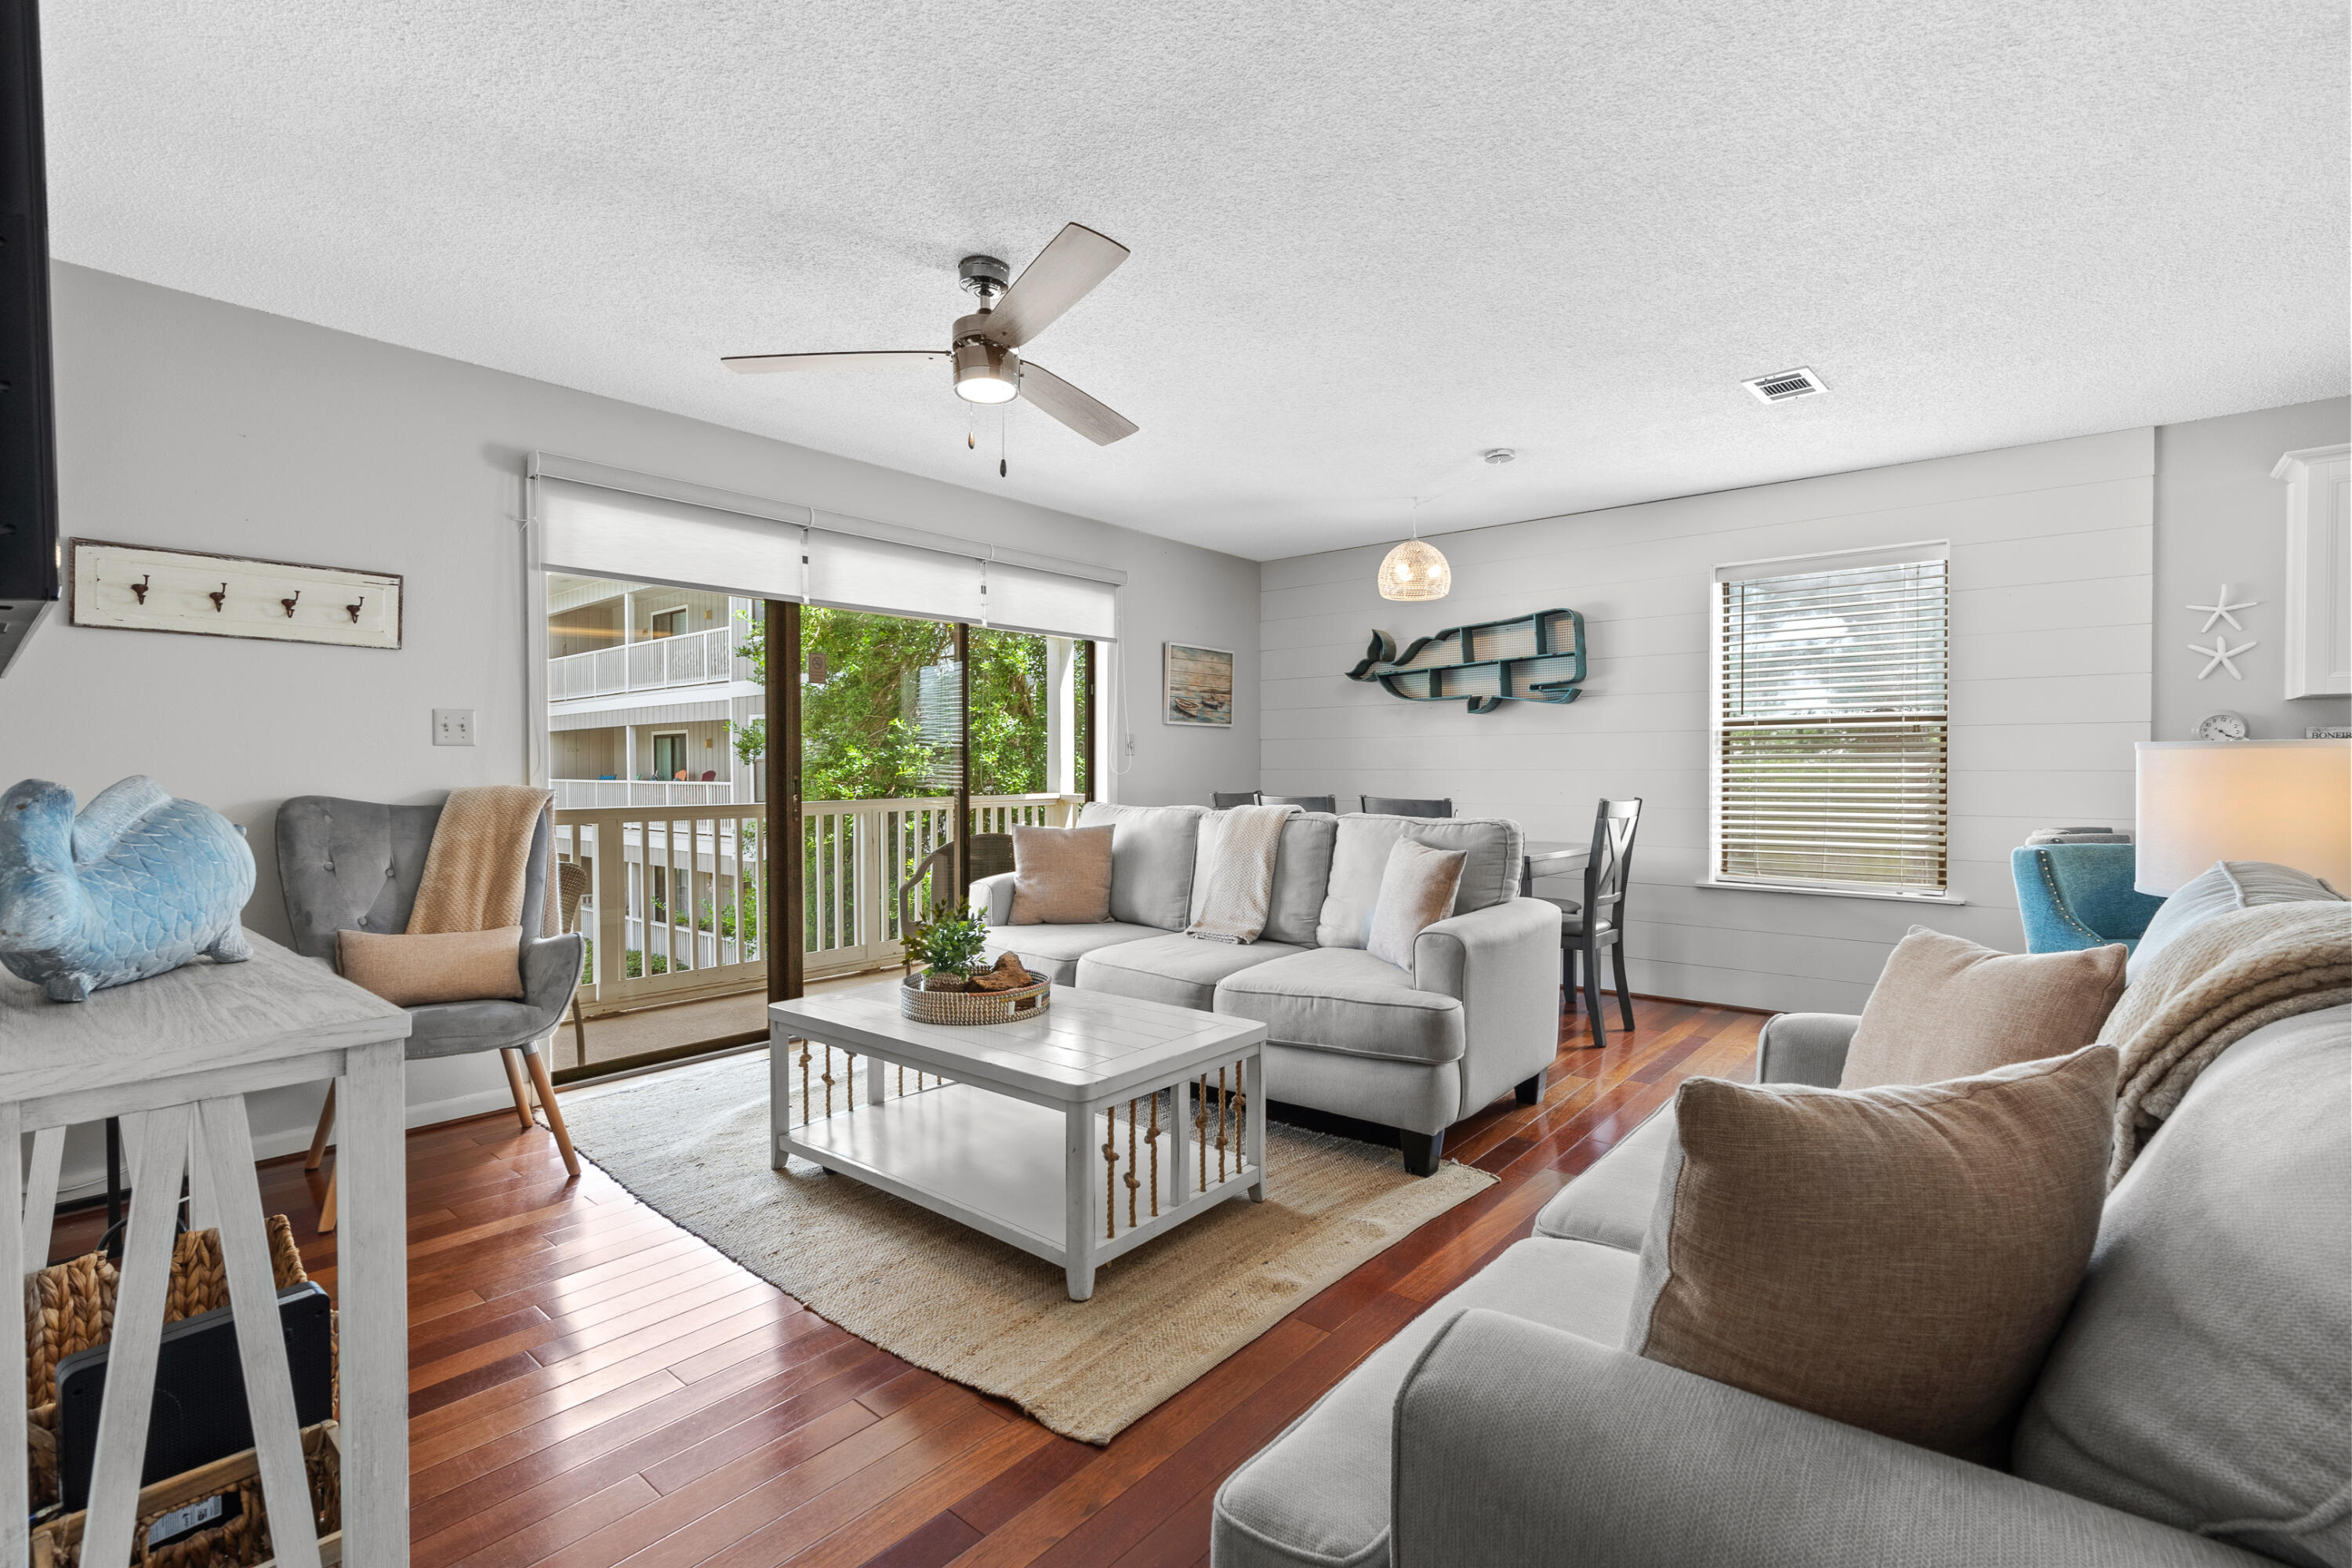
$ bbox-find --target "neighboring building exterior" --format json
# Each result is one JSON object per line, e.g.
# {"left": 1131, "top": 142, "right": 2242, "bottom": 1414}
{"left": 546, "top": 575, "right": 765, "bottom": 808}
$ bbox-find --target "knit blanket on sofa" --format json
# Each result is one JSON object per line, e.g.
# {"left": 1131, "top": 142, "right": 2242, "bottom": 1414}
{"left": 1185, "top": 804, "right": 1297, "bottom": 944}
{"left": 2099, "top": 899, "right": 2352, "bottom": 1183}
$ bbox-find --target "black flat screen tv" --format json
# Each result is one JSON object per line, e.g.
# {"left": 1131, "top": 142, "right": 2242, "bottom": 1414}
{"left": 0, "top": 0, "right": 58, "bottom": 666}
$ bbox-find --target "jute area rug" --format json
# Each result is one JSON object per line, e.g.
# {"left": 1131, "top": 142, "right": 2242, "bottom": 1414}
{"left": 557, "top": 1048, "right": 1494, "bottom": 1443}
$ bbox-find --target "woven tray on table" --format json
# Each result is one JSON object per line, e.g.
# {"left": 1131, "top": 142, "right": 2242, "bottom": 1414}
{"left": 31, "top": 1421, "right": 340, "bottom": 1568}
{"left": 26, "top": 1218, "right": 332, "bottom": 1514}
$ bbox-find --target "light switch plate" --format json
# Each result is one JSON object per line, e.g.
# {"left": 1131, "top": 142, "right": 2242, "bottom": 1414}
{"left": 432, "top": 709, "right": 475, "bottom": 746}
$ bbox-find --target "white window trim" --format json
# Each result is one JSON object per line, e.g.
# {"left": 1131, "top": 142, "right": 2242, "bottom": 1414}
{"left": 1703, "top": 539, "right": 1955, "bottom": 900}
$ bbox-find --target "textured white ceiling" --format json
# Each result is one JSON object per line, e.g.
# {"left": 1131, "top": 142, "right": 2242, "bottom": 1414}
{"left": 40, "top": 1, "right": 2350, "bottom": 560}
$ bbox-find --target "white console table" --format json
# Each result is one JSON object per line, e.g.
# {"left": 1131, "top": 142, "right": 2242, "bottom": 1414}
{"left": 0, "top": 931, "right": 411, "bottom": 1568}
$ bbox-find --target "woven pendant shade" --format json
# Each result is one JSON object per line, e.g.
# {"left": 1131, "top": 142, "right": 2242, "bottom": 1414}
{"left": 1377, "top": 537, "right": 1452, "bottom": 601}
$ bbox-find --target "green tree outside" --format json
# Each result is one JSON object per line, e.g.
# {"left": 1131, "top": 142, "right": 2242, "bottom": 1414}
{"left": 730, "top": 608, "right": 1050, "bottom": 799}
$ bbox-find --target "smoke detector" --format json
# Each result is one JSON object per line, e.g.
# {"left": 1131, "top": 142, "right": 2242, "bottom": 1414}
{"left": 1483, "top": 448, "right": 1515, "bottom": 464}
{"left": 1743, "top": 367, "right": 1827, "bottom": 403}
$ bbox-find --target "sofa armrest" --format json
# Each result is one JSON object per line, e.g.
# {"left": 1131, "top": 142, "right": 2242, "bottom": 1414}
{"left": 1414, "top": 898, "right": 1562, "bottom": 1111}
{"left": 519, "top": 933, "right": 585, "bottom": 1029}
{"left": 969, "top": 873, "right": 1015, "bottom": 924}
{"left": 1392, "top": 1308, "right": 2267, "bottom": 1568}
{"left": 1757, "top": 1011, "right": 1860, "bottom": 1087}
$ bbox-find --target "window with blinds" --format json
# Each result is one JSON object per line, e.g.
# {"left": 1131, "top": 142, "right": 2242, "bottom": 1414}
{"left": 1711, "top": 545, "right": 1951, "bottom": 895}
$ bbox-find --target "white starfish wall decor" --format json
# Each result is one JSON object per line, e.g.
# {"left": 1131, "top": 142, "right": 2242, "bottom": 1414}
{"left": 2187, "top": 583, "right": 2258, "bottom": 632}
{"left": 2188, "top": 636, "right": 2256, "bottom": 679}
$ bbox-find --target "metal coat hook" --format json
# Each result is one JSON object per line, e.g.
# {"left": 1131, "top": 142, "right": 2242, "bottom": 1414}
{"left": 129, "top": 575, "right": 150, "bottom": 604}
{"left": 208, "top": 583, "right": 227, "bottom": 612}
{"left": 281, "top": 590, "right": 301, "bottom": 618}
{"left": 345, "top": 596, "right": 365, "bottom": 623}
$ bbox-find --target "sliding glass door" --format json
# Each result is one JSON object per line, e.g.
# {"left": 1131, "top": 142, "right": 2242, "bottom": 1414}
{"left": 532, "top": 458, "right": 1117, "bottom": 1080}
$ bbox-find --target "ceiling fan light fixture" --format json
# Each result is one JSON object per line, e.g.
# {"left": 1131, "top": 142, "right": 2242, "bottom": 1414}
{"left": 953, "top": 338, "right": 1021, "bottom": 404}
{"left": 1378, "top": 538, "right": 1452, "bottom": 601}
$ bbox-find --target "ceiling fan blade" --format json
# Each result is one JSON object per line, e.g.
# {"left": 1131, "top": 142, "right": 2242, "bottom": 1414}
{"left": 978, "top": 224, "right": 1130, "bottom": 348}
{"left": 1018, "top": 361, "right": 1138, "bottom": 445}
{"left": 722, "top": 350, "right": 946, "bottom": 374}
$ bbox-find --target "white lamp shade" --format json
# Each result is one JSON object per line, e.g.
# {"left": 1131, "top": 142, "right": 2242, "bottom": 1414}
{"left": 2134, "top": 740, "right": 2351, "bottom": 895}
{"left": 1377, "top": 538, "right": 1451, "bottom": 601}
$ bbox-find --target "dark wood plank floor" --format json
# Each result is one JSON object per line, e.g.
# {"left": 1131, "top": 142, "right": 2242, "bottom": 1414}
{"left": 51, "top": 996, "right": 1759, "bottom": 1567}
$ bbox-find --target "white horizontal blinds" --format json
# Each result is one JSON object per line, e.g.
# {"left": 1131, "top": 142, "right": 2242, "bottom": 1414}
{"left": 539, "top": 479, "right": 804, "bottom": 601}
{"left": 986, "top": 561, "right": 1117, "bottom": 641}
{"left": 1716, "top": 549, "right": 1950, "bottom": 892}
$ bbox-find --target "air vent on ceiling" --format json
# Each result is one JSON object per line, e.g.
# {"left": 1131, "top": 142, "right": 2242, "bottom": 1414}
{"left": 1743, "top": 367, "right": 1826, "bottom": 404}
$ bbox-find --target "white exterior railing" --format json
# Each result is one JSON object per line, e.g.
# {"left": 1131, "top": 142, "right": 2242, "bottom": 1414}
{"left": 548, "top": 625, "right": 752, "bottom": 702}
{"left": 554, "top": 792, "right": 1080, "bottom": 1018}
{"left": 552, "top": 778, "right": 759, "bottom": 810}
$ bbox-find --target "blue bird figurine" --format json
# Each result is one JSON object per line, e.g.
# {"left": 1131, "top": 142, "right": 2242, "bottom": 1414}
{"left": 0, "top": 776, "right": 256, "bottom": 1002}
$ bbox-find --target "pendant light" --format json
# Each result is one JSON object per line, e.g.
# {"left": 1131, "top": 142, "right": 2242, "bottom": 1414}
{"left": 1377, "top": 499, "right": 1451, "bottom": 601}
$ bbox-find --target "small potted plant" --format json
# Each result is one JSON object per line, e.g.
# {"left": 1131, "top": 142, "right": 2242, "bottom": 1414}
{"left": 906, "top": 913, "right": 990, "bottom": 991}
{"left": 900, "top": 914, "right": 1049, "bottom": 1022}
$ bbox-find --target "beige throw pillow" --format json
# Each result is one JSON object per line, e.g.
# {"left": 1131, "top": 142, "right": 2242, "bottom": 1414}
{"left": 1625, "top": 1045, "right": 2118, "bottom": 1463}
{"left": 1007, "top": 824, "right": 1116, "bottom": 925}
{"left": 1366, "top": 840, "right": 1467, "bottom": 968}
{"left": 1841, "top": 927, "right": 2127, "bottom": 1089}
{"left": 337, "top": 925, "right": 525, "bottom": 1007}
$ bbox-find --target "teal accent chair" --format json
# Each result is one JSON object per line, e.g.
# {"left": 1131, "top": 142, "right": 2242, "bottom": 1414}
{"left": 2010, "top": 843, "right": 2168, "bottom": 954}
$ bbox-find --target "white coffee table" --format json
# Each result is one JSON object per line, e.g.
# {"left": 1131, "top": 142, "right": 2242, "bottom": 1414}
{"left": 768, "top": 981, "right": 1268, "bottom": 1301}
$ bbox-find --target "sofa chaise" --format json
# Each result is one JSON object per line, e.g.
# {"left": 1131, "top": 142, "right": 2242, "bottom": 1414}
{"left": 1208, "top": 976, "right": 2349, "bottom": 1564}
{"left": 973, "top": 803, "right": 1562, "bottom": 1174}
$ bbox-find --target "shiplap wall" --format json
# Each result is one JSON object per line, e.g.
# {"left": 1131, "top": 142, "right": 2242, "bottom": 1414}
{"left": 1261, "top": 428, "right": 2154, "bottom": 1014}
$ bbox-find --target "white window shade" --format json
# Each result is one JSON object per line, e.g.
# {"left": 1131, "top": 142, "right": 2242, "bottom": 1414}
{"left": 530, "top": 458, "right": 1121, "bottom": 639}
{"left": 538, "top": 478, "right": 803, "bottom": 601}
{"left": 1713, "top": 546, "right": 1951, "bottom": 895}
{"left": 986, "top": 561, "right": 1118, "bottom": 641}
{"left": 804, "top": 528, "right": 984, "bottom": 624}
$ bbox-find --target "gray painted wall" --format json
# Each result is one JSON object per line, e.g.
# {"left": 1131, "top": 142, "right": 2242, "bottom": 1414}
{"left": 2152, "top": 397, "right": 2351, "bottom": 739}
{"left": 9, "top": 262, "right": 1261, "bottom": 1189}
{"left": 1261, "top": 429, "right": 2155, "bottom": 1017}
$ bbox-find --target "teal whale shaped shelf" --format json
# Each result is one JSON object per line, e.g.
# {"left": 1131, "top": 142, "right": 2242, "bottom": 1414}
{"left": 1345, "top": 608, "right": 1586, "bottom": 713}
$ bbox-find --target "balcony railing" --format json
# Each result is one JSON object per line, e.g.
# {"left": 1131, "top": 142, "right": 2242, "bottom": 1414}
{"left": 553, "top": 792, "right": 1079, "bottom": 1018}
{"left": 549, "top": 625, "right": 753, "bottom": 702}
{"left": 552, "top": 778, "right": 759, "bottom": 810}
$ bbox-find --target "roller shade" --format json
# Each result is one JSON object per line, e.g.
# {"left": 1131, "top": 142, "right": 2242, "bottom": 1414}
{"left": 986, "top": 560, "right": 1118, "bottom": 641}
{"left": 532, "top": 459, "right": 1120, "bottom": 639}
{"left": 1713, "top": 547, "right": 1949, "bottom": 894}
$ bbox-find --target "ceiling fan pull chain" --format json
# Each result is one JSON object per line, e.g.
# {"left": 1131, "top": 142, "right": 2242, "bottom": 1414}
{"left": 1000, "top": 403, "right": 1008, "bottom": 478}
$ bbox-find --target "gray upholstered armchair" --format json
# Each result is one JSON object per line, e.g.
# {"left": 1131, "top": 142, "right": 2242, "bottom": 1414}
{"left": 276, "top": 795, "right": 583, "bottom": 1230}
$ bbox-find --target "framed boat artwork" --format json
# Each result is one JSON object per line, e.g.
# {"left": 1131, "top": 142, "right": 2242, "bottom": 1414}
{"left": 1163, "top": 642, "right": 1235, "bottom": 727}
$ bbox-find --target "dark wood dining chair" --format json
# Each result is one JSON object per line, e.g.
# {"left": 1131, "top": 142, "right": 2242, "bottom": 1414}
{"left": 1536, "top": 798, "right": 1642, "bottom": 1048}
{"left": 1360, "top": 795, "right": 1453, "bottom": 818}
{"left": 1212, "top": 793, "right": 1257, "bottom": 809}
{"left": 1258, "top": 793, "right": 1338, "bottom": 813}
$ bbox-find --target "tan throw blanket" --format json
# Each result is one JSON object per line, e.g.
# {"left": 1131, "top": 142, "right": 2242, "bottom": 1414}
{"left": 2100, "top": 900, "right": 2352, "bottom": 1183}
{"left": 408, "top": 785, "right": 558, "bottom": 938}
{"left": 1186, "top": 804, "right": 1297, "bottom": 944}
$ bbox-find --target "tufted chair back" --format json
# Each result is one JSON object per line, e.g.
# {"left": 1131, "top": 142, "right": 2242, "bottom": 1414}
{"left": 275, "top": 796, "right": 551, "bottom": 960}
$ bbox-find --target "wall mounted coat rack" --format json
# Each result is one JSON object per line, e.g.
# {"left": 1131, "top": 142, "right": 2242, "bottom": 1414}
{"left": 69, "top": 540, "right": 403, "bottom": 651}
{"left": 1345, "top": 607, "right": 1586, "bottom": 713}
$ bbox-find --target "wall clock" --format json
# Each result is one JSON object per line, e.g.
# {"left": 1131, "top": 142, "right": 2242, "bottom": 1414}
{"left": 2194, "top": 711, "right": 2249, "bottom": 742}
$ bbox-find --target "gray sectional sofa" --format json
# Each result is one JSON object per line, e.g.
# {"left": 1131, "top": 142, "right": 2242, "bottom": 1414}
{"left": 1207, "top": 999, "right": 2351, "bottom": 1568}
{"left": 974, "top": 803, "right": 1561, "bottom": 1174}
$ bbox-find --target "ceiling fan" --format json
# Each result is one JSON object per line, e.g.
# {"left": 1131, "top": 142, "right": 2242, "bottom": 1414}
{"left": 723, "top": 223, "right": 1139, "bottom": 446}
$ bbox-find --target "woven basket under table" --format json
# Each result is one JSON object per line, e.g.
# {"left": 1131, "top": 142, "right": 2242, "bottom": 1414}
{"left": 25, "top": 1218, "right": 331, "bottom": 1515}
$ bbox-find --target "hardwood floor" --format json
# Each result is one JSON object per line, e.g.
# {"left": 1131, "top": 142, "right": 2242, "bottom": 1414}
{"left": 49, "top": 995, "right": 1759, "bottom": 1567}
